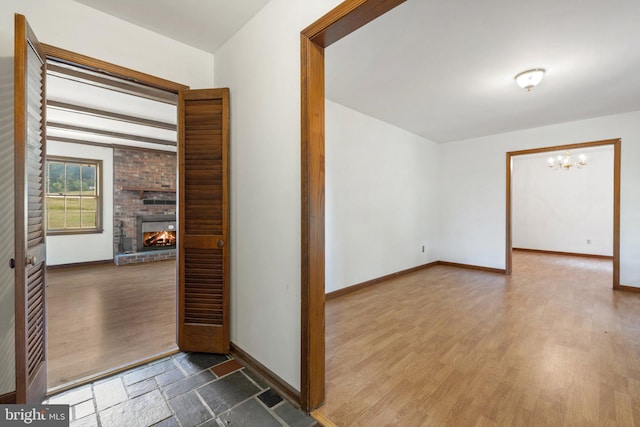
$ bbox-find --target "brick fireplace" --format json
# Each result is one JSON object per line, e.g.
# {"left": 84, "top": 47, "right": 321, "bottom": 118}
{"left": 113, "top": 147, "right": 176, "bottom": 264}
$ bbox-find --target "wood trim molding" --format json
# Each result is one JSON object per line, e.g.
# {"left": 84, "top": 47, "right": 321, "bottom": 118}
{"left": 230, "top": 342, "right": 300, "bottom": 408}
{"left": 13, "top": 14, "right": 30, "bottom": 404}
{"left": 437, "top": 261, "right": 506, "bottom": 275}
{"left": 0, "top": 391, "right": 16, "bottom": 404}
{"left": 326, "top": 262, "right": 439, "bottom": 300}
{"left": 612, "top": 139, "right": 621, "bottom": 289}
{"left": 617, "top": 284, "right": 640, "bottom": 294}
{"left": 300, "top": 0, "right": 406, "bottom": 412}
{"left": 47, "top": 63, "right": 178, "bottom": 105}
{"left": 513, "top": 248, "right": 614, "bottom": 260}
{"left": 507, "top": 140, "right": 620, "bottom": 157}
{"left": 506, "top": 139, "right": 621, "bottom": 290}
{"left": 300, "top": 32, "right": 326, "bottom": 412}
{"left": 506, "top": 152, "right": 512, "bottom": 275}
{"left": 311, "top": 410, "right": 339, "bottom": 427}
{"left": 42, "top": 43, "right": 188, "bottom": 93}
{"left": 326, "top": 260, "right": 511, "bottom": 301}
{"left": 302, "top": 0, "right": 406, "bottom": 47}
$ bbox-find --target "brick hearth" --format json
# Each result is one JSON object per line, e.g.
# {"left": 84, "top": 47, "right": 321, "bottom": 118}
{"left": 114, "top": 249, "right": 176, "bottom": 266}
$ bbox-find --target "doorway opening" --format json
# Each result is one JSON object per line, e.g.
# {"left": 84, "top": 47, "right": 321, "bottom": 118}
{"left": 505, "top": 139, "right": 621, "bottom": 288}
{"left": 42, "top": 44, "right": 185, "bottom": 393}
{"left": 300, "top": 1, "right": 627, "bottom": 412}
{"left": 300, "top": 0, "right": 407, "bottom": 411}
{"left": 16, "top": 16, "right": 230, "bottom": 403}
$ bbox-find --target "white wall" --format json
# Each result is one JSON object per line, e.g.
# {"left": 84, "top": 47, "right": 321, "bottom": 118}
{"left": 0, "top": 0, "right": 214, "bottom": 395}
{"left": 213, "top": 0, "right": 343, "bottom": 390}
{"left": 46, "top": 142, "right": 114, "bottom": 266}
{"left": 438, "top": 111, "right": 640, "bottom": 287}
{"left": 512, "top": 148, "right": 613, "bottom": 256}
{"left": 0, "top": 1, "right": 214, "bottom": 88}
{"left": 325, "top": 100, "right": 439, "bottom": 293}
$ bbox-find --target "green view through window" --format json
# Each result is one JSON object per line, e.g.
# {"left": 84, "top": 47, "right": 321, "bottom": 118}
{"left": 46, "top": 157, "right": 102, "bottom": 234}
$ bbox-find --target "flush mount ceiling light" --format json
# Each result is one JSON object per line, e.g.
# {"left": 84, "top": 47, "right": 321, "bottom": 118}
{"left": 515, "top": 68, "right": 545, "bottom": 91}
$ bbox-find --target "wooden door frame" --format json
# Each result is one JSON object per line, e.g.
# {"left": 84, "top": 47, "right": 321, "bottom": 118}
{"left": 42, "top": 45, "right": 188, "bottom": 93}
{"left": 300, "top": 0, "right": 406, "bottom": 411}
{"left": 505, "top": 139, "right": 621, "bottom": 288}
{"left": 300, "top": 2, "right": 625, "bottom": 410}
{"left": 19, "top": 43, "right": 188, "bottom": 393}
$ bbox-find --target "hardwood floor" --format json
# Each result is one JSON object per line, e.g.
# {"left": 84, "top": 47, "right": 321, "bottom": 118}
{"left": 317, "top": 251, "right": 640, "bottom": 426}
{"left": 46, "top": 260, "right": 177, "bottom": 390}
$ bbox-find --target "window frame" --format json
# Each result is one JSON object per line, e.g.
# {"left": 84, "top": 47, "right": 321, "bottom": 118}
{"left": 45, "top": 155, "right": 103, "bottom": 235}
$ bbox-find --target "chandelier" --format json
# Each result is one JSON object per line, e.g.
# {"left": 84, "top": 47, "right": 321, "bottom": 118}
{"left": 548, "top": 151, "right": 587, "bottom": 171}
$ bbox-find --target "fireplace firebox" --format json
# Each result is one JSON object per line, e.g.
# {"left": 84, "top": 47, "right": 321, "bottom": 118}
{"left": 136, "top": 215, "right": 176, "bottom": 252}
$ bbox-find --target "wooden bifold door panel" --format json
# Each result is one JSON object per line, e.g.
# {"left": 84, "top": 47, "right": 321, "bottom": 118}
{"left": 178, "top": 88, "right": 230, "bottom": 353}
{"left": 14, "top": 14, "right": 48, "bottom": 404}
{"left": 14, "top": 14, "right": 230, "bottom": 403}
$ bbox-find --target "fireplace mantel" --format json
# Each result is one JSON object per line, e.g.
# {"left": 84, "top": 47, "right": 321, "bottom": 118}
{"left": 121, "top": 186, "right": 176, "bottom": 199}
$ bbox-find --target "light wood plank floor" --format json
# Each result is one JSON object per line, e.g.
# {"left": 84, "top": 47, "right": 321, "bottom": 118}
{"left": 46, "top": 260, "right": 177, "bottom": 390}
{"left": 317, "top": 251, "right": 640, "bottom": 426}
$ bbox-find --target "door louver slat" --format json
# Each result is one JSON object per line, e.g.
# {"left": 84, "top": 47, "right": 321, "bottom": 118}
{"left": 25, "top": 41, "right": 47, "bottom": 374}
{"left": 184, "top": 247, "right": 224, "bottom": 324}
{"left": 15, "top": 14, "right": 48, "bottom": 403}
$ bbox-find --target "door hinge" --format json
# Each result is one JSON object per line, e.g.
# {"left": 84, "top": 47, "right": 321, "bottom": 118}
{"left": 9, "top": 258, "right": 15, "bottom": 269}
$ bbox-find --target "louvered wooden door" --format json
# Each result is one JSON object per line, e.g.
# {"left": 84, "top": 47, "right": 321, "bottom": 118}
{"left": 178, "top": 88, "right": 230, "bottom": 353}
{"left": 14, "top": 14, "right": 48, "bottom": 404}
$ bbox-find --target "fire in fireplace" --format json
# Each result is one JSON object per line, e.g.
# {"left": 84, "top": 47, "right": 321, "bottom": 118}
{"left": 137, "top": 215, "right": 176, "bottom": 252}
{"left": 143, "top": 230, "right": 176, "bottom": 248}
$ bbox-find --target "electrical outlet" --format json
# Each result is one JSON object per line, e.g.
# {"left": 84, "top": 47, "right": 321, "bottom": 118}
{"left": 422, "top": 245, "right": 425, "bottom": 253}
{"left": 587, "top": 239, "right": 591, "bottom": 245}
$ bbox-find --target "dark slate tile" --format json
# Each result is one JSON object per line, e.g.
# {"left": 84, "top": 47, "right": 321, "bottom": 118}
{"left": 197, "top": 371, "right": 260, "bottom": 415}
{"left": 151, "top": 416, "right": 181, "bottom": 427}
{"left": 163, "top": 370, "right": 215, "bottom": 400}
{"left": 257, "top": 389, "right": 283, "bottom": 408}
{"left": 169, "top": 390, "right": 212, "bottom": 426}
{"left": 156, "top": 368, "right": 185, "bottom": 387}
{"left": 93, "top": 377, "right": 128, "bottom": 411}
{"left": 274, "top": 401, "right": 317, "bottom": 427}
{"left": 99, "top": 390, "right": 171, "bottom": 427}
{"left": 123, "top": 359, "right": 175, "bottom": 385}
{"left": 126, "top": 378, "right": 158, "bottom": 399}
{"left": 174, "top": 352, "right": 228, "bottom": 375}
{"left": 47, "top": 384, "right": 93, "bottom": 405}
{"left": 217, "top": 398, "right": 281, "bottom": 427}
{"left": 241, "top": 369, "right": 268, "bottom": 390}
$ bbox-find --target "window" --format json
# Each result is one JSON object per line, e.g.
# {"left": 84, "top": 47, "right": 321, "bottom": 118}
{"left": 46, "top": 157, "right": 102, "bottom": 234}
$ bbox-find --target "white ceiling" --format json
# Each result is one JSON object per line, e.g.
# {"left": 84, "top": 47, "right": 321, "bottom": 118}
{"left": 326, "top": 0, "right": 640, "bottom": 142}
{"left": 72, "top": 0, "right": 270, "bottom": 54}
{"left": 72, "top": 0, "right": 640, "bottom": 143}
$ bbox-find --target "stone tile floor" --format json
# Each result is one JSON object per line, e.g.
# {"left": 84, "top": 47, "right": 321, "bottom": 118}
{"left": 44, "top": 352, "right": 318, "bottom": 427}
